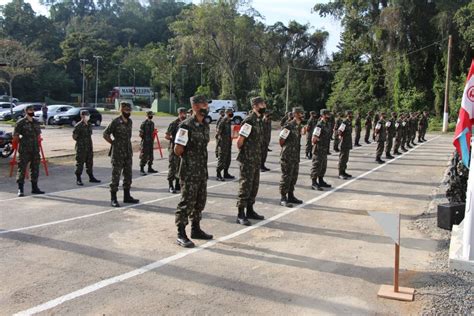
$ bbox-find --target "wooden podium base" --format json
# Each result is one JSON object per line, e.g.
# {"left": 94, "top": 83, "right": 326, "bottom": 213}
{"left": 377, "top": 285, "right": 415, "bottom": 301}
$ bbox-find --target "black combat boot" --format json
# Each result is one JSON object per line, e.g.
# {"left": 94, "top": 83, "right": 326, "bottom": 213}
{"left": 318, "top": 177, "right": 332, "bottom": 188}
{"left": 236, "top": 207, "right": 251, "bottom": 226}
{"left": 280, "top": 195, "right": 292, "bottom": 207}
{"left": 140, "top": 166, "right": 147, "bottom": 176}
{"left": 168, "top": 180, "right": 176, "bottom": 194}
{"left": 76, "top": 175, "right": 83, "bottom": 186}
{"left": 216, "top": 170, "right": 224, "bottom": 182}
{"left": 88, "top": 173, "right": 101, "bottom": 183}
{"left": 191, "top": 221, "right": 213, "bottom": 240}
{"left": 311, "top": 179, "right": 323, "bottom": 191}
{"left": 175, "top": 179, "right": 181, "bottom": 193}
{"left": 385, "top": 154, "right": 395, "bottom": 159}
{"left": 344, "top": 172, "right": 353, "bottom": 178}
{"left": 401, "top": 147, "right": 408, "bottom": 152}
{"left": 111, "top": 191, "right": 120, "bottom": 207}
{"left": 247, "top": 204, "right": 264, "bottom": 220}
{"left": 17, "top": 183, "right": 24, "bottom": 197}
{"left": 288, "top": 191, "right": 303, "bottom": 204}
{"left": 339, "top": 173, "right": 349, "bottom": 180}
{"left": 224, "top": 169, "right": 235, "bottom": 179}
{"left": 177, "top": 224, "right": 195, "bottom": 248}
{"left": 260, "top": 165, "right": 270, "bottom": 172}
{"left": 123, "top": 189, "right": 139, "bottom": 204}
{"left": 393, "top": 151, "right": 401, "bottom": 155}
{"left": 31, "top": 182, "right": 45, "bottom": 194}
{"left": 147, "top": 165, "right": 158, "bottom": 174}
{"left": 375, "top": 158, "right": 385, "bottom": 164}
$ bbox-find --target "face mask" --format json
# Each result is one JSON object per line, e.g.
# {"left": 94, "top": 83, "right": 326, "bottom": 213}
{"left": 84, "top": 115, "right": 90, "bottom": 122}
{"left": 122, "top": 112, "right": 131, "bottom": 118}
{"left": 27, "top": 112, "right": 34, "bottom": 117}
{"left": 199, "top": 108, "right": 209, "bottom": 116}
{"left": 258, "top": 108, "right": 266, "bottom": 115}
{"left": 148, "top": 116, "right": 153, "bottom": 119}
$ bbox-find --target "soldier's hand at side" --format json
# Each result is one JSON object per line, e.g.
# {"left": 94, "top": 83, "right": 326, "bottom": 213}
{"left": 236, "top": 136, "right": 245, "bottom": 149}
{"left": 279, "top": 138, "right": 285, "bottom": 147}
{"left": 174, "top": 144, "right": 185, "bottom": 156}
{"left": 312, "top": 136, "right": 318, "bottom": 145}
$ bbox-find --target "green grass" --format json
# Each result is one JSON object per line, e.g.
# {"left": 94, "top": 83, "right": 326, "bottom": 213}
{"left": 428, "top": 118, "right": 456, "bottom": 132}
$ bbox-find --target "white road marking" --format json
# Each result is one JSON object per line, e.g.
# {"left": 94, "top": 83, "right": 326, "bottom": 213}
{"left": 12, "top": 136, "right": 440, "bottom": 315}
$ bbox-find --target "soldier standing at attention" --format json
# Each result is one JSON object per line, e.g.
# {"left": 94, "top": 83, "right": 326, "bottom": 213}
{"left": 215, "top": 109, "right": 225, "bottom": 158}
{"left": 333, "top": 112, "right": 343, "bottom": 152}
{"left": 393, "top": 113, "right": 404, "bottom": 155}
{"left": 364, "top": 111, "right": 373, "bottom": 144}
{"left": 374, "top": 112, "right": 387, "bottom": 164}
{"left": 139, "top": 111, "right": 158, "bottom": 176}
{"left": 338, "top": 110, "right": 353, "bottom": 180}
{"left": 174, "top": 95, "right": 213, "bottom": 248}
{"left": 236, "top": 97, "right": 267, "bottom": 226}
{"left": 73, "top": 110, "right": 101, "bottom": 186}
{"left": 311, "top": 109, "right": 332, "bottom": 191}
{"left": 216, "top": 108, "right": 235, "bottom": 181}
{"left": 372, "top": 112, "right": 380, "bottom": 142}
{"left": 419, "top": 111, "right": 429, "bottom": 142}
{"left": 411, "top": 112, "right": 419, "bottom": 146}
{"left": 354, "top": 112, "right": 362, "bottom": 147}
{"left": 103, "top": 101, "right": 139, "bottom": 207}
{"left": 165, "top": 107, "right": 186, "bottom": 194}
{"left": 261, "top": 109, "right": 272, "bottom": 172}
{"left": 14, "top": 105, "right": 45, "bottom": 197}
{"left": 403, "top": 113, "right": 411, "bottom": 150}
{"left": 305, "top": 111, "right": 318, "bottom": 159}
{"left": 279, "top": 107, "right": 304, "bottom": 207}
{"left": 385, "top": 112, "right": 396, "bottom": 159}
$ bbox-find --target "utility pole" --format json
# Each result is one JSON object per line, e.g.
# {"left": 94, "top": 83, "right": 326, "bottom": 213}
{"left": 285, "top": 65, "right": 290, "bottom": 113}
{"left": 80, "top": 58, "right": 88, "bottom": 107}
{"left": 197, "top": 62, "right": 204, "bottom": 86}
{"left": 442, "top": 35, "right": 452, "bottom": 133}
{"left": 115, "top": 64, "right": 121, "bottom": 100}
{"left": 93, "top": 55, "right": 102, "bottom": 108}
{"left": 169, "top": 55, "right": 174, "bottom": 114}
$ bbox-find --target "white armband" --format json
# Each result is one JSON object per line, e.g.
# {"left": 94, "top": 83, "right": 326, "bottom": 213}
{"left": 239, "top": 123, "right": 252, "bottom": 137}
{"left": 338, "top": 123, "right": 346, "bottom": 132}
{"left": 386, "top": 121, "right": 391, "bottom": 127}
{"left": 279, "top": 128, "right": 290, "bottom": 140}
{"left": 175, "top": 128, "right": 189, "bottom": 146}
{"left": 395, "top": 123, "right": 400, "bottom": 128}
{"left": 402, "top": 122, "right": 406, "bottom": 127}
{"left": 375, "top": 123, "right": 381, "bottom": 130}
{"left": 313, "top": 126, "right": 321, "bottom": 137}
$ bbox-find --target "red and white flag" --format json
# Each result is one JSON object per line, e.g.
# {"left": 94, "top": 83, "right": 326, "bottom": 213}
{"left": 453, "top": 59, "right": 474, "bottom": 167}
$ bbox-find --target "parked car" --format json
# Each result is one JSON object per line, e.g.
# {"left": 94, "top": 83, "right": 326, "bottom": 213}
{"left": 0, "top": 102, "right": 14, "bottom": 112}
{"left": 0, "top": 95, "right": 19, "bottom": 103}
{"left": 205, "top": 102, "right": 247, "bottom": 125}
{"left": 0, "top": 103, "right": 43, "bottom": 121}
{"left": 53, "top": 107, "right": 102, "bottom": 126}
{"left": 34, "top": 104, "right": 73, "bottom": 125}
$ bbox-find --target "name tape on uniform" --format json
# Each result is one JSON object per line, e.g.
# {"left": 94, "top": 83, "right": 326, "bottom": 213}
{"left": 279, "top": 128, "right": 290, "bottom": 140}
{"left": 338, "top": 123, "right": 346, "bottom": 132}
{"left": 175, "top": 128, "right": 189, "bottom": 146}
{"left": 239, "top": 123, "right": 252, "bottom": 137}
{"left": 313, "top": 126, "right": 321, "bottom": 137}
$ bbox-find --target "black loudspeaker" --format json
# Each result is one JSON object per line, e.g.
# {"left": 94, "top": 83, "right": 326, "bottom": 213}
{"left": 437, "top": 203, "right": 466, "bottom": 231}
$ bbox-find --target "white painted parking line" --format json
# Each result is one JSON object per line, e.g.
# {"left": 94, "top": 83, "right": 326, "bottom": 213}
{"left": 12, "top": 136, "right": 439, "bottom": 316}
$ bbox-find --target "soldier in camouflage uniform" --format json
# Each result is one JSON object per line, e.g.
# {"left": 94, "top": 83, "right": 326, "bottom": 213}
{"left": 364, "top": 111, "right": 373, "bottom": 144}
{"left": 260, "top": 109, "right": 272, "bottom": 171}
{"left": 139, "top": 111, "right": 158, "bottom": 176}
{"left": 305, "top": 111, "right": 318, "bottom": 159}
{"left": 354, "top": 112, "right": 362, "bottom": 147}
{"left": 216, "top": 108, "right": 235, "bottom": 181}
{"left": 73, "top": 110, "right": 101, "bottom": 186}
{"left": 14, "top": 105, "right": 45, "bottom": 197}
{"left": 393, "top": 113, "right": 404, "bottom": 155}
{"left": 402, "top": 113, "right": 410, "bottom": 151}
{"left": 333, "top": 112, "right": 343, "bottom": 152}
{"left": 279, "top": 107, "right": 304, "bottom": 207}
{"left": 338, "top": 110, "right": 353, "bottom": 179}
{"left": 235, "top": 97, "right": 267, "bottom": 226}
{"left": 418, "top": 111, "right": 429, "bottom": 142}
{"left": 215, "top": 109, "right": 225, "bottom": 158}
{"left": 411, "top": 112, "right": 419, "bottom": 146}
{"left": 165, "top": 107, "right": 186, "bottom": 194}
{"left": 374, "top": 112, "right": 387, "bottom": 164}
{"left": 385, "top": 112, "right": 397, "bottom": 159}
{"left": 372, "top": 112, "right": 380, "bottom": 142}
{"left": 174, "top": 95, "right": 213, "bottom": 248}
{"left": 103, "top": 102, "right": 139, "bottom": 207}
{"left": 311, "top": 109, "right": 332, "bottom": 191}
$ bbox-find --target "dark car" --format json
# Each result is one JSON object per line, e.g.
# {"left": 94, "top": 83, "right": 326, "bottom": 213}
{"left": 53, "top": 107, "right": 102, "bottom": 126}
{"left": 0, "top": 103, "right": 43, "bottom": 121}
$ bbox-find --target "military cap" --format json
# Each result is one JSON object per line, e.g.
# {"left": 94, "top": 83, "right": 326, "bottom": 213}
{"left": 80, "top": 110, "right": 90, "bottom": 116}
{"left": 120, "top": 101, "right": 132, "bottom": 109}
{"left": 146, "top": 110, "right": 154, "bottom": 115}
{"left": 292, "top": 107, "right": 304, "bottom": 114}
{"left": 177, "top": 107, "right": 186, "bottom": 113}
{"left": 320, "top": 109, "right": 330, "bottom": 115}
{"left": 225, "top": 108, "right": 233, "bottom": 113}
{"left": 24, "top": 104, "right": 34, "bottom": 111}
{"left": 190, "top": 95, "right": 210, "bottom": 105}
{"left": 251, "top": 97, "right": 265, "bottom": 106}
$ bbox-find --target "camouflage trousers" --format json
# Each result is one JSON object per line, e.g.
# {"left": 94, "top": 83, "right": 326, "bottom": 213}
{"left": 75, "top": 149, "right": 93, "bottom": 176}
{"left": 394, "top": 137, "right": 402, "bottom": 152}
{"left": 305, "top": 135, "right": 312, "bottom": 156}
{"left": 237, "top": 161, "right": 260, "bottom": 208}
{"left": 217, "top": 141, "right": 232, "bottom": 172}
{"left": 139, "top": 141, "right": 154, "bottom": 167}
{"left": 385, "top": 136, "right": 393, "bottom": 155}
{"left": 175, "top": 178, "right": 207, "bottom": 226}
{"left": 376, "top": 141, "right": 385, "bottom": 160}
{"left": 338, "top": 149, "right": 350, "bottom": 175}
{"left": 333, "top": 135, "right": 340, "bottom": 151}
{"left": 110, "top": 156, "right": 132, "bottom": 192}
{"left": 280, "top": 159, "right": 300, "bottom": 196}
{"left": 311, "top": 150, "right": 328, "bottom": 179}
{"left": 17, "top": 150, "right": 40, "bottom": 184}
{"left": 364, "top": 127, "right": 371, "bottom": 143}
{"left": 354, "top": 126, "right": 361, "bottom": 145}
{"left": 167, "top": 149, "right": 181, "bottom": 181}
{"left": 410, "top": 130, "right": 416, "bottom": 143}
{"left": 419, "top": 127, "right": 427, "bottom": 140}
{"left": 261, "top": 140, "right": 270, "bottom": 167}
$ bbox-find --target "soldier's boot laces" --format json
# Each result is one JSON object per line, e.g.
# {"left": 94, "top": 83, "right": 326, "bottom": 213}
{"left": 31, "top": 182, "right": 45, "bottom": 195}
{"left": 168, "top": 180, "right": 176, "bottom": 194}
{"left": 76, "top": 175, "right": 84, "bottom": 186}
{"left": 311, "top": 179, "right": 323, "bottom": 191}
{"left": 280, "top": 195, "right": 292, "bottom": 207}
{"left": 147, "top": 165, "right": 158, "bottom": 174}
{"left": 17, "top": 183, "right": 24, "bottom": 197}
{"left": 111, "top": 191, "right": 120, "bottom": 208}
{"left": 223, "top": 169, "right": 235, "bottom": 179}
{"left": 287, "top": 192, "right": 303, "bottom": 204}
{"left": 140, "top": 166, "right": 147, "bottom": 176}
{"left": 216, "top": 170, "right": 225, "bottom": 182}
{"left": 190, "top": 221, "right": 213, "bottom": 240}
{"left": 123, "top": 189, "right": 139, "bottom": 204}
{"left": 177, "top": 224, "right": 195, "bottom": 248}
{"left": 318, "top": 177, "right": 332, "bottom": 188}
{"left": 174, "top": 179, "right": 181, "bottom": 192}
{"left": 246, "top": 204, "right": 265, "bottom": 220}
{"left": 236, "top": 207, "right": 251, "bottom": 226}
{"left": 88, "top": 174, "right": 101, "bottom": 183}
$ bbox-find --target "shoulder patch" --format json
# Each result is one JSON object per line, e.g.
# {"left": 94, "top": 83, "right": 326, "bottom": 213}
{"left": 279, "top": 128, "right": 290, "bottom": 140}
{"left": 175, "top": 128, "right": 189, "bottom": 146}
{"left": 239, "top": 123, "right": 252, "bottom": 137}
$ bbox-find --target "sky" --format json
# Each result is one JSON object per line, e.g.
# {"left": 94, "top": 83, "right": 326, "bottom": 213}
{"left": 1, "top": 0, "right": 342, "bottom": 54}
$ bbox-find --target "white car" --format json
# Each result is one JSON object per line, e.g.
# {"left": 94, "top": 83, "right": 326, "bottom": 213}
{"left": 205, "top": 102, "right": 247, "bottom": 125}
{"left": 0, "top": 102, "right": 14, "bottom": 113}
{"left": 34, "top": 104, "right": 73, "bottom": 125}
